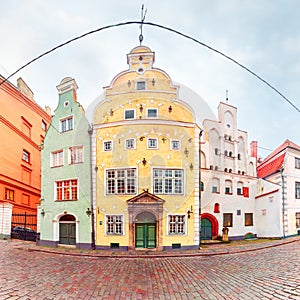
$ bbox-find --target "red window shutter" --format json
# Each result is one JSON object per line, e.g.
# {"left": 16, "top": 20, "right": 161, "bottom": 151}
{"left": 243, "top": 187, "right": 249, "bottom": 198}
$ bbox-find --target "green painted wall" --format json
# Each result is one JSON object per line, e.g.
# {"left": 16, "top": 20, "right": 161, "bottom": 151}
{"left": 40, "top": 78, "right": 92, "bottom": 247}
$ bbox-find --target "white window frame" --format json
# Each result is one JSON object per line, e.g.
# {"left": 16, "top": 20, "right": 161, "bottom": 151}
{"left": 147, "top": 138, "right": 158, "bottom": 149}
{"left": 125, "top": 138, "right": 136, "bottom": 150}
{"left": 147, "top": 108, "right": 158, "bottom": 118}
{"left": 171, "top": 140, "right": 181, "bottom": 151}
{"left": 136, "top": 80, "right": 146, "bottom": 91}
{"left": 51, "top": 149, "right": 64, "bottom": 167}
{"left": 105, "top": 167, "right": 137, "bottom": 195}
{"left": 153, "top": 168, "right": 184, "bottom": 195}
{"left": 69, "top": 146, "right": 84, "bottom": 164}
{"left": 55, "top": 178, "right": 78, "bottom": 201}
{"left": 167, "top": 214, "right": 186, "bottom": 235}
{"left": 103, "top": 140, "right": 113, "bottom": 152}
{"left": 60, "top": 115, "right": 74, "bottom": 133}
{"left": 105, "top": 214, "right": 124, "bottom": 235}
{"left": 124, "top": 109, "right": 135, "bottom": 120}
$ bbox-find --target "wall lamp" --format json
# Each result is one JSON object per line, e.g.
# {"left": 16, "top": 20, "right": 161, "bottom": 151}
{"left": 142, "top": 158, "right": 147, "bottom": 166}
{"left": 187, "top": 206, "right": 193, "bottom": 219}
{"left": 168, "top": 105, "right": 172, "bottom": 113}
{"left": 139, "top": 104, "right": 143, "bottom": 113}
{"left": 41, "top": 209, "right": 45, "bottom": 217}
{"left": 110, "top": 109, "right": 114, "bottom": 116}
{"left": 189, "top": 163, "right": 194, "bottom": 171}
{"left": 86, "top": 208, "right": 92, "bottom": 217}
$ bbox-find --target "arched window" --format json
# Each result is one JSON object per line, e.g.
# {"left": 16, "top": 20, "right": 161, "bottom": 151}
{"left": 212, "top": 178, "right": 220, "bottom": 193}
{"left": 225, "top": 180, "right": 232, "bottom": 194}
{"left": 214, "top": 203, "right": 220, "bottom": 213}
{"left": 200, "top": 181, "right": 204, "bottom": 191}
{"left": 237, "top": 181, "right": 243, "bottom": 195}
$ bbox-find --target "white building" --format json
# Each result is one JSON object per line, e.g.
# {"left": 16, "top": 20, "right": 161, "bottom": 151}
{"left": 257, "top": 139, "right": 300, "bottom": 237}
{"left": 200, "top": 102, "right": 282, "bottom": 240}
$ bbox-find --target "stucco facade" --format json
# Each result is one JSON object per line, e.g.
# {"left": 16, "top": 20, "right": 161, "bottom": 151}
{"left": 39, "top": 77, "right": 92, "bottom": 249}
{"left": 0, "top": 76, "right": 51, "bottom": 238}
{"left": 89, "top": 46, "right": 201, "bottom": 250}
{"left": 200, "top": 102, "right": 282, "bottom": 239}
{"left": 257, "top": 140, "right": 300, "bottom": 237}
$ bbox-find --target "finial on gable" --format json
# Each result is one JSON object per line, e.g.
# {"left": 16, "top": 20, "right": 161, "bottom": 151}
{"left": 139, "top": 4, "right": 147, "bottom": 46}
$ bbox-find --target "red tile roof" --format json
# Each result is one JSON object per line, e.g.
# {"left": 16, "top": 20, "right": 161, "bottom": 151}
{"left": 257, "top": 153, "right": 285, "bottom": 178}
{"left": 257, "top": 139, "right": 300, "bottom": 179}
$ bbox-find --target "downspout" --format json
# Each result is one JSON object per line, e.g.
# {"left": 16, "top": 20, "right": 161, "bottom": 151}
{"left": 280, "top": 167, "right": 285, "bottom": 238}
{"left": 199, "top": 130, "right": 203, "bottom": 249}
{"left": 88, "top": 125, "right": 96, "bottom": 250}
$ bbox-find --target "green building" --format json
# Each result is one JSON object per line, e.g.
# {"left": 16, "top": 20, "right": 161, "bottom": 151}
{"left": 39, "top": 77, "right": 93, "bottom": 249}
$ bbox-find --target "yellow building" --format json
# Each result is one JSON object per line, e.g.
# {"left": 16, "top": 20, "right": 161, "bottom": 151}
{"left": 89, "top": 46, "right": 201, "bottom": 250}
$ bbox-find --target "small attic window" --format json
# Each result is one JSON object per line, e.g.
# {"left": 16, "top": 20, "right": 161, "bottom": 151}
{"left": 136, "top": 81, "right": 146, "bottom": 90}
{"left": 64, "top": 101, "right": 69, "bottom": 107}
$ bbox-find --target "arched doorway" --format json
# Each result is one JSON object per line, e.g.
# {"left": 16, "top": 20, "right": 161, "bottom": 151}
{"left": 201, "top": 218, "right": 212, "bottom": 240}
{"left": 135, "top": 212, "right": 156, "bottom": 248}
{"left": 200, "top": 213, "right": 219, "bottom": 240}
{"left": 59, "top": 214, "right": 76, "bottom": 245}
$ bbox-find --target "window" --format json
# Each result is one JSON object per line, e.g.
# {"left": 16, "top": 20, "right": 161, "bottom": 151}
{"left": 296, "top": 212, "right": 300, "bottom": 228}
{"left": 106, "top": 215, "right": 123, "bottom": 235}
{"left": 136, "top": 81, "right": 146, "bottom": 90}
{"left": 106, "top": 168, "right": 137, "bottom": 195}
{"left": 103, "top": 141, "right": 112, "bottom": 152}
{"left": 168, "top": 215, "right": 185, "bottom": 234}
{"left": 147, "top": 138, "right": 158, "bottom": 149}
{"left": 212, "top": 178, "right": 220, "bottom": 193}
{"left": 42, "top": 120, "right": 47, "bottom": 131}
{"left": 5, "top": 188, "right": 14, "bottom": 201}
{"left": 125, "top": 139, "right": 135, "bottom": 150}
{"left": 60, "top": 116, "right": 73, "bottom": 132}
{"left": 215, "top": 148, "right": 220, "bottom": 155}
{"left": 124, "top": 109, "right": 135, "bottom": 120}
{"left": 223, "top": 213, "right": 233, "bottom": 227}
{"left": 237, "top": 182, "right": 243, "bottom": 195}
{"left": 171, "top": 140, "right": 180, "bottom": 150}
{"left": 22, "top": 150, "right": 30, "bottom": 163}
{"left": 200, "top": 181, "right": 204, "bottom": 192}
{"left": 147, "top": 108, "right": 157, "bottom": 118}
{"left": 214, "top": 203, "right": 220, "bottom": 213}
{"left": 245, "top": 213, "right": 253, "bottom": 226}
{"left": 56, "top": 179, "right": 78, "bottom": 201}
{"left": 295, "top": 158, "right": 300, "bottom": 169}
{"left": 153, "top": 168, "right": 184, "bottom": 194}
{"left": 51, "top": 150, "right": 63, "bottom": 167}
{"left": 296, "top": 182, "right": 300, "bottom": 199}
{"left": 225, "top": 180, "right": 232, "bottom": 194}
{"left": 69, "top": 146, "right": 83, "bottom": 164}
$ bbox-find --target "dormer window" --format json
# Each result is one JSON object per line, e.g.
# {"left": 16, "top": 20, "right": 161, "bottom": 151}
{"left": 147, "top": 108, "right": 157, "bottom": 118}
{"left": 124, "top": 109, "right": 135, "bottom": 120}
{"left": 136, "top": 81, "right": 146, "bottom": 90}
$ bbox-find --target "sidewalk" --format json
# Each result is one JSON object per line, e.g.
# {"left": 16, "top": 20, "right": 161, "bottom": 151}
{"left": 12, "top": 235, "right": 300, "bottom": 259}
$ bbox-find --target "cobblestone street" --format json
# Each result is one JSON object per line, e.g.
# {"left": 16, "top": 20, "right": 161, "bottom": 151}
{"left": 0, "top": 239, "right": 299, "bottom": 299}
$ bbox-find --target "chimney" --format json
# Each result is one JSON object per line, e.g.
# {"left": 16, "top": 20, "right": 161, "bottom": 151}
{"left": 17, "top": 77, "right": 34, "bottom": 101}
{"left": 250, "top": 141, "right": 258, "bottom": 162}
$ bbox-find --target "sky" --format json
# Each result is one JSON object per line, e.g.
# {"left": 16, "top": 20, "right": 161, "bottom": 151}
{"left": 0, "top": 0, "right": 299, "bottom": 159}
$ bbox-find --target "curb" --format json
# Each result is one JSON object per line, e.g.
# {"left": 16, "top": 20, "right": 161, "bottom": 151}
{"left": 24, "top": 237, "right": 300, "bottom": 259}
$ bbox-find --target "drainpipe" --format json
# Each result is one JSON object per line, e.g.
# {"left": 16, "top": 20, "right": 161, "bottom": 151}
{"left": 280, "top": 167, "right": 286, "bottom": 238}
{"left": 88, "top": 125, "right": 96, "bottom": 250}
{"left": 199, "top": 130, "right": 203, "bottom": 249}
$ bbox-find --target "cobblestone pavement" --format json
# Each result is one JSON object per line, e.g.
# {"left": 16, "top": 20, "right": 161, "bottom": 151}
{"left": 0, "top": 238, "right": 299, "bottom": 299}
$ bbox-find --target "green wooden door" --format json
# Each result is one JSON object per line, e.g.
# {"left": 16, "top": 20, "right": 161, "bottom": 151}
{"left": 135, "top": 223, "right": 156, "bottom": 248}
{"left": 201, "top": 218, "right": 212, "bottom": 240}
{"left": 59, "top": 223, "right": 76, "bottom": 245}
